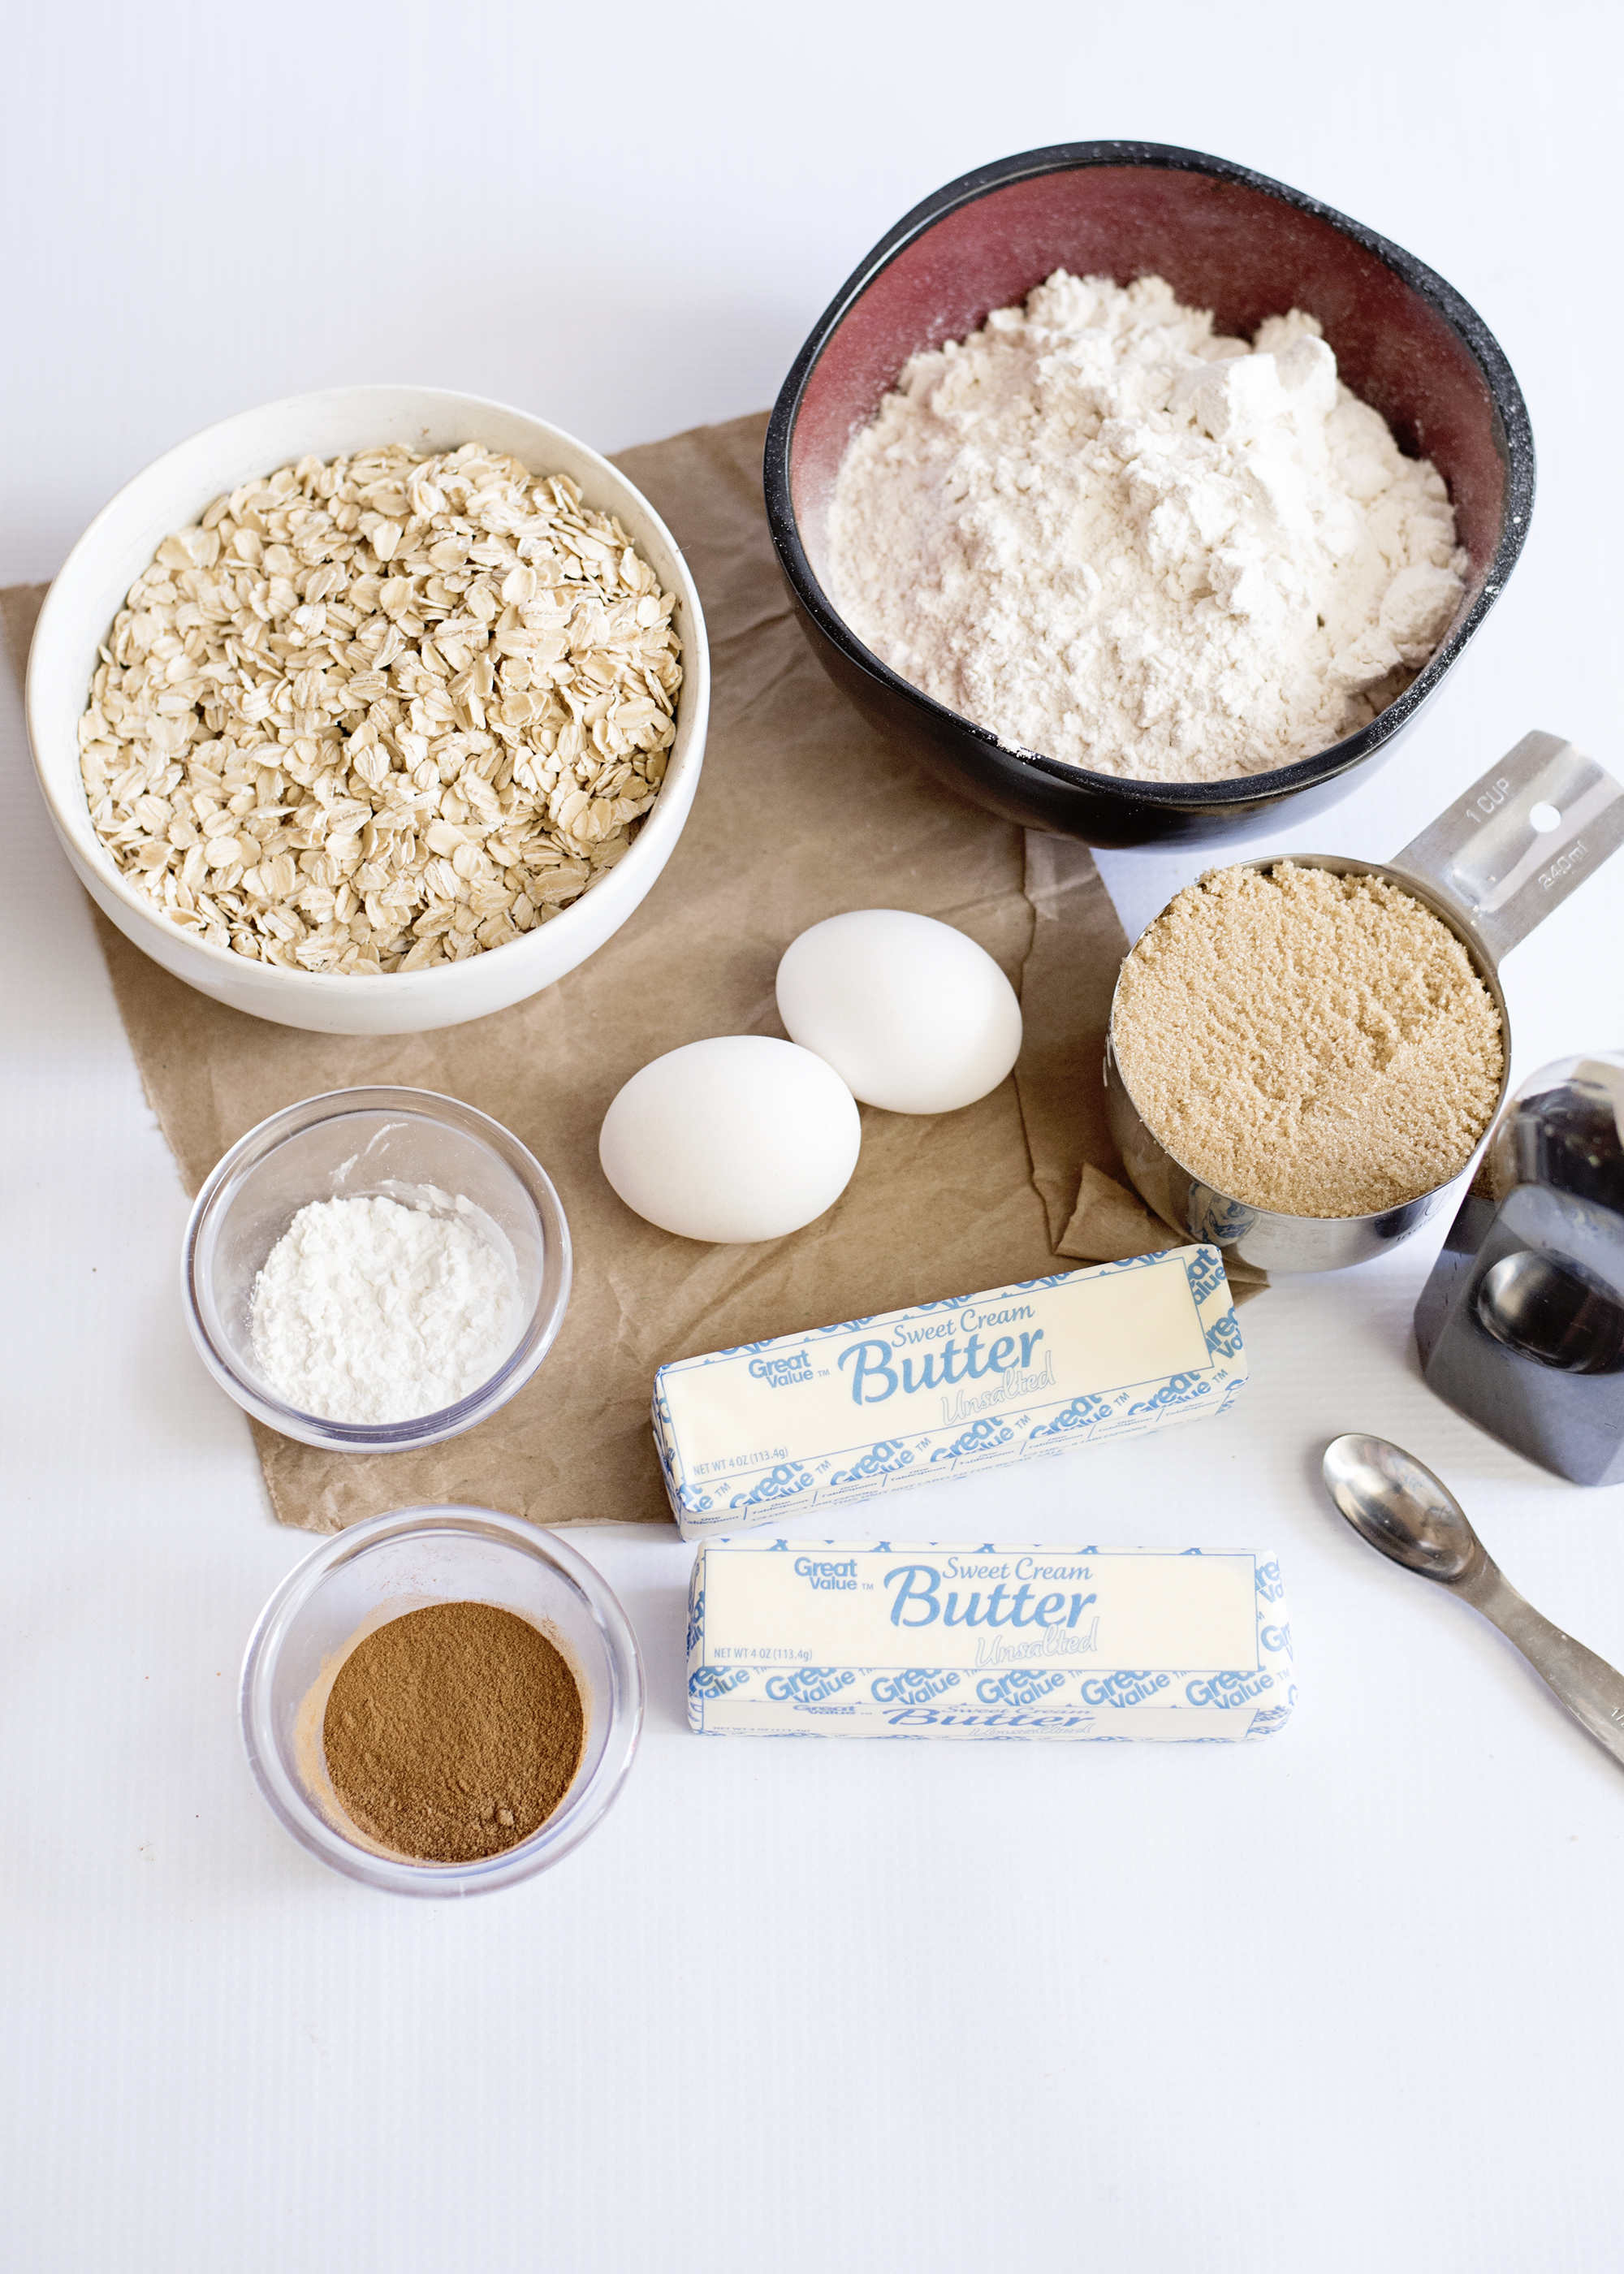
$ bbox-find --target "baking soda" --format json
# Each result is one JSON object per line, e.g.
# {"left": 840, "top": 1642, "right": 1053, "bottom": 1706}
{"left": 250, "top": 1192, "right": 521, "bottom": 1424}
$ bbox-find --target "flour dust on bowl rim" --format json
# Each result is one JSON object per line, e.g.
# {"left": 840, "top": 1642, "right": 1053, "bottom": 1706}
{"left": 765, "top": 140, "right": 1534, "bottom": 848}
{"left": 240, "top": 1507, "right": 645, "bottom": 1896}
{"left": 26, "top": 383, "right": 710, "bottom": 1033}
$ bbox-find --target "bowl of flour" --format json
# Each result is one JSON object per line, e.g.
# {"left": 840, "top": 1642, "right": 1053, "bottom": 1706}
{"left": 765, "top": 141, "right": 1533, "bottom": 847}
{"left": 182, "top": 1087, "right": 570, "bottom": 1451}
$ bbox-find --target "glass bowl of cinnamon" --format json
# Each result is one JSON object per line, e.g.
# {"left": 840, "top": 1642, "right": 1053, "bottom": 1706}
{"left": 240, "top": 1506, "right": 644, "bottom": 1895}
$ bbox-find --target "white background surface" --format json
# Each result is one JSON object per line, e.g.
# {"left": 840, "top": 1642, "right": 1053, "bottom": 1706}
{"left": 4, "top": 4, "right": 1623, "bottom": 2269}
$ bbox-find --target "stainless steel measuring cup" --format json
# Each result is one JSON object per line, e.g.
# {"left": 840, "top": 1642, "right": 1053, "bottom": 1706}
{"left": 1105, "top": 732, "right": 1624, "bottom": 1274}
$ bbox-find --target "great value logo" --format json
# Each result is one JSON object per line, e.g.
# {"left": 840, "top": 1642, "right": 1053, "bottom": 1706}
{"left": 1185, "top": 1670, "right": 1272, "bottom": 1708}
{"left": 871, "top": 1667, "right": 960, "bottom": 1705}
{"left": 794, "top": 1556, "right": 857, "bottom": 1592}
{"left": 748, "top": 1350, "right": 814, "bottom": 1387}
{"left": 975, "top": 1669, "right": 1065, "bottom": 1707}
{"left": 1080, "top": 1670, "right": 1171, "bottom": 1707}
{"left": 765, "top": 1667, "right": 857, "bottom": 1705}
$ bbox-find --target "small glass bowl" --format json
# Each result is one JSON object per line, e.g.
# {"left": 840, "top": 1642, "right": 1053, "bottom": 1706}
{"left": 240, "top": 1506, "right": 644, "bottom": 1896}
{"left": 182, "top": 1086, "right": 571, "bottom": 1451}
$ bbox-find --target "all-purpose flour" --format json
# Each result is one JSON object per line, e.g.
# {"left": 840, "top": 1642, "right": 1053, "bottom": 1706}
{"left": 250, "top": 1193, "right": 521, "bottom": 1424}
{"left": 826, "top": 272, "right": 1468, "bottom": 781}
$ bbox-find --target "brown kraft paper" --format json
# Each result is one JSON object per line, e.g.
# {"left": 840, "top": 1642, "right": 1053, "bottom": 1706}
{"left": 3, "top": 411, "right": 1258, "bottom": 1535}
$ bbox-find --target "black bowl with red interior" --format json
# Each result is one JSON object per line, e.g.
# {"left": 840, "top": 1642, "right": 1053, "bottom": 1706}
{"left": 764, "top": 141, "right": 1533, "bottom": 848}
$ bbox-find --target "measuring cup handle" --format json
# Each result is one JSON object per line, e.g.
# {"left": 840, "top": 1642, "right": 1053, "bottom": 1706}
{"left": 1390, "top": 731, "right": 1624, "bottom": 966}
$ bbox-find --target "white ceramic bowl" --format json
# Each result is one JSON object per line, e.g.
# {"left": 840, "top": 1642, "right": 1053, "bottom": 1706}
{"left": 25, "top": 385, "right": 710, "bottom": 1035}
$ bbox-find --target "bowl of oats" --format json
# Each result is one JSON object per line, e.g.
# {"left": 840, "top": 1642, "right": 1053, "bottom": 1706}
{"left": 26, "top": 387, "right": 709, "bottom": 1032}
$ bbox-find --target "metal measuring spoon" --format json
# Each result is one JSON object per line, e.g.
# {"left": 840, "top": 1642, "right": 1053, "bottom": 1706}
{"left": 1322, "top": 1433, "right": 1624, "bottom": 1770}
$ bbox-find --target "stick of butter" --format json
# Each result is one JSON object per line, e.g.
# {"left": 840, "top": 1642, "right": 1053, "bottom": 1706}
{"left": 653, "top": 1247, "right": 1244, "bottom": 1537}
{"left": 688, "top": 1540, "right": 1294, "bottom": 1740}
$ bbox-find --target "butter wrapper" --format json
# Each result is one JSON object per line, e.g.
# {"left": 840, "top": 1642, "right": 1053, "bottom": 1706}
{"left": 653, "top": 1247, "right": 1245, "bottom": 1537}
{"left": 687, "top": 1539, "right": 1294, "bottom": 1740}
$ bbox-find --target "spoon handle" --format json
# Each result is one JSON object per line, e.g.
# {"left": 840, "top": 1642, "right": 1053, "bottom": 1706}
{"left": 1464, "top": 1564, "right": 1624, "bottom": 1770}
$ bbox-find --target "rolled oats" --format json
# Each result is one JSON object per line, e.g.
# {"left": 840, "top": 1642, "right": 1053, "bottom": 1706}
{"left": 77, "top": 443, "right": 684, "bottom": 974}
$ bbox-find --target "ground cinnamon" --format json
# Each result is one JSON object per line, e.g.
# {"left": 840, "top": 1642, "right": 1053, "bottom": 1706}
{"left": 322, "top": 1602, "right": 585, "bottom": 1863}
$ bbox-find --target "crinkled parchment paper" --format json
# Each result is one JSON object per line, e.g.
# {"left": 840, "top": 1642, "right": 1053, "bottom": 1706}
{"left": 3, "top": 412, "right": 1255, "bottom": 1534}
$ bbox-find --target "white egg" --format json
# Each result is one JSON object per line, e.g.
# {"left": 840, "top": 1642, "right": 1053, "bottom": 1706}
{"left": 775, "top": 909, "right": 1023, "bottom": 1114}
{"left": 599, "top": 1035, "right": 862, "bottom": 1244}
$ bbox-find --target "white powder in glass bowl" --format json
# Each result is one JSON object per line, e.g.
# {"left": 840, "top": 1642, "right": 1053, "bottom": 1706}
{"left": 249, "top": 1192, "right": 521, "bottom": 1424}
{"left": 825, "top": 271, "right": 1469, "bottom": 783}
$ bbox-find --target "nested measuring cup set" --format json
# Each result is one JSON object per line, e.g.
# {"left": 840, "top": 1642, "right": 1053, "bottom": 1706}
{"left": 1104, "top": 730, "right": 1624, "bottom": 1278}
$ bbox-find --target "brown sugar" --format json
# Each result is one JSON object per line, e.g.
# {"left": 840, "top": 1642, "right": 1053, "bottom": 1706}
{"left": 1112, "top": 862, "right": 1504, "bottom": 1218}
{"left": 322, "top": 1602, "right": 585, "bottom": 1863}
